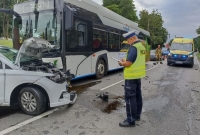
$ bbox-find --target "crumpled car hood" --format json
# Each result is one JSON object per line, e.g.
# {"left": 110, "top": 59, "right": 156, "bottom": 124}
{"left": 15, "top": 37, "right": 54, "bottom": 66}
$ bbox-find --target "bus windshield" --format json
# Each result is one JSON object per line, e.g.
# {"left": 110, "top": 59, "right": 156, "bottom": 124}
{"left": 170, "top": 43, "right": 192, "bottom": 51}
{"left": 13, "top": 11, "right": 61, "bottom": 48}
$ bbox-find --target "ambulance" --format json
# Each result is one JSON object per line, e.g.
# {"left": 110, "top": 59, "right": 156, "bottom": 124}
{"left": 167, "top": 37, "right": 194, "bottom": 67}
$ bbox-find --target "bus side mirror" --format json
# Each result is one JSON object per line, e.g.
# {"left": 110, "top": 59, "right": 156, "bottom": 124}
{"left": 65, "top": 5, "right": 73, "bottom": 30}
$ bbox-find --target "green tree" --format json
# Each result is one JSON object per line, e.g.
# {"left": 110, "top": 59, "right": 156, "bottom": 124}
{"left": 103, "top": 0, "right": 138, "bottom": 22}
{"left": 0, "top": 0, "right": 15, "bottom": 39}
{"left": 138, "top": 9, "right": 149, "bottom": 30}
{"left": 119, "top": 0, "right": 138, "bottom": 22}
{"left": 103, "top": 0, "right": 120, "bottom": 6}
{"left": 195, "top": 27, "right": 200, "bottom": 52}
{"left": 0, "top": 0, "right": 28, "bottom": 38}
{"left": 196, "top": 26, "right": 200, "bottom": 34}
{"left": 138, "top": 9, "right": 168, "bottom": 48}
{"left": 106, "top": 4, "right": 121, "bottom": 15}
{"left": 168, "top": 39, "right": 173, "bottom": 45}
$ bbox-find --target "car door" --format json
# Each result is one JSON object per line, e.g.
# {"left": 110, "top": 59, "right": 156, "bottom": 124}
{"left": 0, "top": 60, "right": 5, "bottom": 104}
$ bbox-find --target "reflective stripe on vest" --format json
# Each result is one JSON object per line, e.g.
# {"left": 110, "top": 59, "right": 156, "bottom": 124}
{"left": 124, "top": 42, "right": 146, "bottom": 79}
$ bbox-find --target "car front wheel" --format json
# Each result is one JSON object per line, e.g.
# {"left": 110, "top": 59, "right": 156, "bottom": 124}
{"left": 19, "top": 87, "right": 46, "bottom": 116}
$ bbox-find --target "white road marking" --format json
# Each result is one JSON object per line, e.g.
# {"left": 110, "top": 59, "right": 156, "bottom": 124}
{"left": 100, "top": 66, "right": 158, "bottom": 91}
{"left": 0, "top": 108, "right": 59, "bottom": 135}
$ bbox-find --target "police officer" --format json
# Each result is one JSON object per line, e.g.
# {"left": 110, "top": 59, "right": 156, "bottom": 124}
{"left": 155, "top": 45, "right": 163, "bottom": 64}
{"left": 118, "top": 30, "right": 146, "bottom": 127}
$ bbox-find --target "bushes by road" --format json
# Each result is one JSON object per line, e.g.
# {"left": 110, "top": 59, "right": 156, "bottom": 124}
{"left": 197, "top": 53, "right": 200, "bottom": 62}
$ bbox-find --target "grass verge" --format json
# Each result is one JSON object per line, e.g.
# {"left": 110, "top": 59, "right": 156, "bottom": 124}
{"left": 0, "top": 40, "right": 13, "bottom": 48}
{"left": 197, "top": 53, "right": 200, "bottom": 62}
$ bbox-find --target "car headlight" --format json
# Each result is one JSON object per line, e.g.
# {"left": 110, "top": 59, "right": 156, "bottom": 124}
{"left": 168, "top": 53, "right": 172, "bottom": 56}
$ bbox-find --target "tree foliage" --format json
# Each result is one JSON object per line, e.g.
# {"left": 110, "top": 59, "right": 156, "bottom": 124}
{"left": 106, "top": 4, "right": 121, "bottom": 15}
{"left": 103, "top": 0, "right": 138, "bottom": 22}
{"left": 196, "top": 26, "right": 200, "bottom": 35}
{"left": 103, "top": 0, "right": 121, "bottom": 7}
{"left": 194, "top": 27, "right": 200, "bottom": 52}
{"left": 0, "top": 0, "right": 27, "bottom": 39}
{"left": 138, "top": 9, "right": 168, "bottom": 48}
{"left": 168, "top": 39, "right": 173, "bottom": 45}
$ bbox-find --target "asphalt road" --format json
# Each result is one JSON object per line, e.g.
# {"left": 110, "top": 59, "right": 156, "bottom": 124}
{"left": 1, "top": 58, "right": 200, "bottom": 135}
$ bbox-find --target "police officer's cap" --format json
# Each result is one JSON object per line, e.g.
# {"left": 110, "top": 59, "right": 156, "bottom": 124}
{"left": 123, "top": 30, "right": 139, "bottom": 40}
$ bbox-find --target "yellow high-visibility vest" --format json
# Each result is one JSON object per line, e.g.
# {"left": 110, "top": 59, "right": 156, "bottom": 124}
{"left": 124, "top": 42, "right": 146, "bottom": 79}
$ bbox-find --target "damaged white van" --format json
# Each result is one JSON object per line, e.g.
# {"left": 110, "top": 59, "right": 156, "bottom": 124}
{"left": 0, "top": 37, "right": 77, "bottom": 116}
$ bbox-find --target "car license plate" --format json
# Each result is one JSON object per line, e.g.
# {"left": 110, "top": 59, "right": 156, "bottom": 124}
{"left": 175, "top": 61, "right": 183, "bottom": 64}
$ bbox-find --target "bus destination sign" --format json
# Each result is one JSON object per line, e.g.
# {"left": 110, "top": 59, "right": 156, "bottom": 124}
{"left": 14, "top": 0, "right": 54, "bottom": 14}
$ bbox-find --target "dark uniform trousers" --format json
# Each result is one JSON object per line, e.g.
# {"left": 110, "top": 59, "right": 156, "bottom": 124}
{"left": 124, "top": 79, "right": 142, "bottom": 123}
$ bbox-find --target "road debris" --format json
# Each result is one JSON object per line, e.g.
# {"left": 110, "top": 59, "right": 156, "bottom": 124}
{"left": 111, "top": 96, "right": 124, "bottom": 100}
{"left": 68, "top": 81, "right": 101, "bottom": 94}
{"left": 191, "top": 89, "right": 200, "bottom": 93}
{"left": 102, "top": 101, "right": 121, "bottom": 114}
{"left": 96, "top": 92, "right": 109, "bottom": 102}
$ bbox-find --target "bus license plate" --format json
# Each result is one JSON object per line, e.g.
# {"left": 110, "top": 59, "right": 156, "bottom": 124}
{"left": 175, "top": 61, "right": 183, "bottom": 64}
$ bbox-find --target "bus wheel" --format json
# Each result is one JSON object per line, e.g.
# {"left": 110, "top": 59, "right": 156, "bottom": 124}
{"left": 96, "top": 59, "right": 106, "bottom": 79}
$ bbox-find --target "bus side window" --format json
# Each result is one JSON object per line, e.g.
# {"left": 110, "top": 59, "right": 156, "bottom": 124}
{"left": 77, "top": 24, "right": 88, "bottom": 47}
{"left": 66, "top": 17, "right": 92, "bottom": 52}
{"left": 109, "top": 33, "right": 120, "bottom": 50}
{"left": 93, "top": 29, "right": 108, "bottom": 50}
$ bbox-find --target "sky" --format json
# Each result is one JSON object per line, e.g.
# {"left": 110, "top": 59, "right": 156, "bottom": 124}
{"left": 92, "top": 0, "right": 200, "bottom": 41}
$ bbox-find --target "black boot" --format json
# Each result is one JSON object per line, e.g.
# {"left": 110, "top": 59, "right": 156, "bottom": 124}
{"left": 119, "top": 120, "right": 135, "bottom": 127}
{"left": 136, "top": 117, "right": 140, "bottom": 121}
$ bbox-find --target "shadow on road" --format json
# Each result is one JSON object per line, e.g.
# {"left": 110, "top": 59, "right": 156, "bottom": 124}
{"left": 0, "top": 105, "right": 20, "bottom": 119}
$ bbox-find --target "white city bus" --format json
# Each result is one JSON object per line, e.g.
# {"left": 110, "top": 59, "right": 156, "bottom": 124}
{"left": 12, "top": 0, "right": 150, "bottom": 79}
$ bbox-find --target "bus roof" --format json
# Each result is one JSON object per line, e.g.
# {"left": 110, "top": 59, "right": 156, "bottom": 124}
{"left": 173, "top": 38, "right": 194, "bottom": 44}
{"left": 64, "top": 0, "right": 150, "bottom": 36}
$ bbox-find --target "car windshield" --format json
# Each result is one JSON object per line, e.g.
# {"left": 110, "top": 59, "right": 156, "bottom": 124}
{"left": 0, "top": 47, "right": 37, "bottom": 63}
{"left": 170, "top": 43, "right": 192, "bottom": 51}
{"left": 0, "top": 47, "right": 18, "bottom": 62}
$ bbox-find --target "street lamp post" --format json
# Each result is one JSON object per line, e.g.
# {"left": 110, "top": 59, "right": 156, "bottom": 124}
{"left": 167, "top": 33, "right": 170, "bottom": 42}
